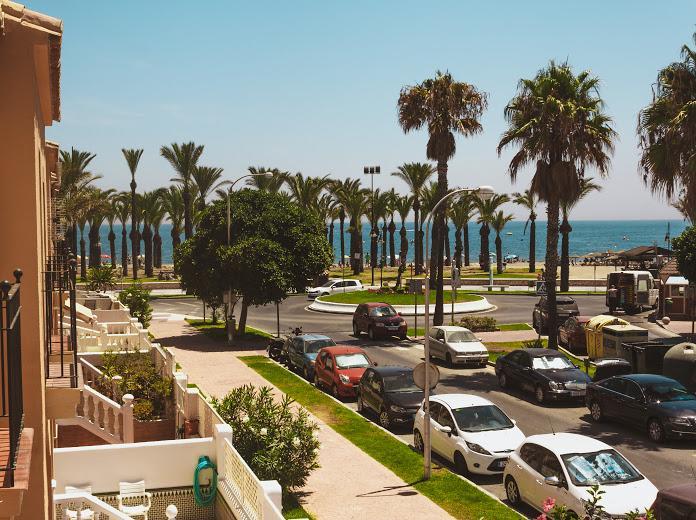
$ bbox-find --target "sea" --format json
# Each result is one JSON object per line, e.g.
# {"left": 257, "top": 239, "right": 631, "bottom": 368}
{"left": 88, "top": 220, "right": 687, "bottom": 265}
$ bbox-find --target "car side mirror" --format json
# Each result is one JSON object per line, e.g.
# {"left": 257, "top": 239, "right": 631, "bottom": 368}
{"left": 544, "top": 476, "right": 561, "bottom": 487}
{"left": 441, "top": 426, "right": 452, "bottom": 436}
{"left": 373, "top": 361, "right": 379, "bottom": 367}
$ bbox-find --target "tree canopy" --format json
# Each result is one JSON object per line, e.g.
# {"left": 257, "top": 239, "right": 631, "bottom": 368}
{"left": 672, "top": 226, "right": 696, "bottom": 283}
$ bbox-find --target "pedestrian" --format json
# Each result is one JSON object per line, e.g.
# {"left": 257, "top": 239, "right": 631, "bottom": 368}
{"left": 608, "top": 284, "right": 619, "bottom": 314}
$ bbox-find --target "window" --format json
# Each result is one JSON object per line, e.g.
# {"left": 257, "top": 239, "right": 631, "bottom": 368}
{"left": 507, "top": 351, "right": 525, "bottom": 365}
{"left": 305, "top": 338, "right": 336, "bottom": 353}
{"left": 369, "top": 305, "right": 398, "bottom": 317}
{"left": 429, "top": 402, "right": 443, "bottom": 422}
{"left": 672, "top": 285, "right": 686, "bottom": 297}
{"left": 325, "top": 356, "right": 333, "bottom": 371}
{"left": 532, "top": 356, "right": 574, "bottom": 370}
{"left": 623, "top": 381, "right": 644, "bottom": 401}
{"left": 437, "top": 406, "right": 456, "bottom": 431}
{"left": 644, "top": 381, "right": 696, "bottom": 403}
{"left": 602, "top": 378, "right": 628, "bottom": 395}
{"left": 383, "top": 371, "right": 420, "bottom": 392}
{"left": 452, "top": 405, "right": 513, "bottom": 432}
{"left": 539, "top": 449, "right": 564, "bottom": 481}
{"left": 335, "top": 353, "right": 370, "bottom": 369}
{"left": 447, "top": 330, "right": 478, "bottom": 342}
{"left": 561, "top": 449, "right": 642, "bottom": 486}
{"left": 362, "top": 370, "right": 373, "bottom": 386}
{"left": 347, "top": 281, "right": 358, "bottom": 287}
{"left": 333, "top": 281, "right": 344, "bottom": 288}
{"left": 370, "top": 373, "right": 383, "bottom": 393}
{"left": 436, "top": 330, "right": 445, "bottom": 341}
{"left": 520, "top": 443, "right": 544, "bottom": 473}
{"left": 638, "top": 279, "right": 648, "bottom": 292}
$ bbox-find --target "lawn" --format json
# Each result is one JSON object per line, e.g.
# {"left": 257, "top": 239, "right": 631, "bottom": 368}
{"left": 282, "top": 494, "right": 316, "bottom": 520}
{"left": 241, "top": 356, "right": 521, "bottom": 520}
{"left": 497, "top": 323, "right": 532, "bottom": 331}
{"left": 186, "top": 319, "right": 273, "bottom": 342}
{"left": 321, "top": 290, "right": 482, "bottom": 306}
{"left": 485, "top": 339, "right": 548, "bottom": 363}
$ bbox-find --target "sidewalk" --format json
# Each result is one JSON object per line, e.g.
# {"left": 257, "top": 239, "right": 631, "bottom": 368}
{"left": 149, "top": 319, "right": 453, "bottom": 520}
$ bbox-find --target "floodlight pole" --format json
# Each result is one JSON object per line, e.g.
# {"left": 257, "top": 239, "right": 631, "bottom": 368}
{"left": 364, "top": 166, "right": 380, "bottom": 287}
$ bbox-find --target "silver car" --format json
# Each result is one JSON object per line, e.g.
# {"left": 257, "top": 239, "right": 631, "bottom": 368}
{"left": 428, "top": 326, "right": 489, "bottom": 368}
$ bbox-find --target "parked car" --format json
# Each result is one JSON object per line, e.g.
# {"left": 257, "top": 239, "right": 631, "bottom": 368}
{"left": 504, "top": 433, "right": 657, "bottom": 517}
{"left": 652, "top": 483, "right": 696, "bottom": 519}
{"left": 532, "top": 295, "right": 579, "bottom": 334}
{"left": 284, "top": 333, "right": 336, "bottom": 380}
{"left": 557, "top": 315, "right": 591, "bottom": 354}
{"left": 357, "top": 366, "right": 424, "bottom": 429}
{"left": 314, "top": 345, "right": 373, "bottom": 398}
{"left": 306, "top": 279, "right": 363, "bottom": 300}
{"left": 352, "top": 303, "right": 407, "bottom": 340}
{"left": 428, "top": 326, "right": 488, "bottom": 367}
{"left": 413, "top": 394, "right": 525, "bottom": 475}
{"left": 495, "top": 348, "right": 591, "bottom": 404}
{"left": 586, "top": 373, "right": 696, "bottom": 442}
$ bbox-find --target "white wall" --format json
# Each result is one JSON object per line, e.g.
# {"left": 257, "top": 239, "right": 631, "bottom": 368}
{"left": 54, "top": 438, "right": 215, "bottom": 494}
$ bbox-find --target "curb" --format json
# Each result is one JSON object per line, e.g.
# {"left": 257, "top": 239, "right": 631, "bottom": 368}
{"left": 307, "top": 296, "right": 493, "bottom": 316}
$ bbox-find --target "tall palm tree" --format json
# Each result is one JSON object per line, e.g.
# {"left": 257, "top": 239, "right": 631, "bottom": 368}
{"left": 287, "top": 173, "right": 330, "bottom": 208}
{"left": 420, "top": 181, "right": 441, "bottom": 284}
{"left": 246, "top": 167, "right": 287, "bottom": 192}
{"left": 59, "top": 148, "right": 100, "bottom": 253}
{"left": 398, "top": 71, "right": 488, "bottom": 325}
{"left": 87, "top": 188, "right": 114, "bottom": 268}
{"left": 160, "top": 142, "right": 204, "bottom": 240}
{"left": 162, "top": 186, "right": 184, "bottom": 253}
{"left": 638, "top": 33, "right": 696, "bottom": 214}
{"left": 138, "top": 190, "right": 164, "bottom": 277}
{"left": 475, "top": 194, "right": 510, "bottom": 272}
{"left": 368, "top": 189, "right": 391, "bottom": 274}
{"left": 560, "top": 178, "right": 601, "bottom": 291}
{"left": 672, "top": 195, "right": 695, "bottom": 223}
{"left": 393, "top": 194, "right": 413, "bottom": 266}
{"left": 330, "top": 178, "right": 362, "bottom": 268}
{"left": 114, "top": 193, "right": 131, "bottom": 276}
{"left": 122, "top": 148, "right": 143, "bottom": 279}
{"left": 498, "top": 61, "right": 615, "bottom": 348}
{"left": 151, "top": 199, "right": 167, "bottom": 269}
{"left": 192, "top": 165, "right": 224, "bottom": 214}
{"left": 449, "top": 195, "right": 475, "bottom": 268}
{"left": 106, "top": 196, "right": 118, "bottom": 267}
{"left": 491, "top": 211, "right": 515, "bottom": 274}
{"left": 387, "top": 189, "right": 398, "bottom": 267}
{"left": 512, "top": 189, "right": 538, "bottom": 273}
{"left": 343, "top": 185, "right": 370, "bottom": 275}
{"left": 391, "top": 163, "right": 435, "bottom": 274}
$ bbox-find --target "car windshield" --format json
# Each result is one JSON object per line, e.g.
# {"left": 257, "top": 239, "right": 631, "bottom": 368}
{"left": 556, "top": 297, "right": 575, "bottom": 305}
{"left": 532, "top": 356, "right": 575, "bottom": 370}
{"left": 452, "top": 405, "right": 514, "bottom": 432}
{"left": 370, "top": 306, "right": 397, "bottom": 317}
{"left": 335, "top": 353, "right": 370, "bottom": 369}
{"left": 320, "top": 281, "right": 335, "bottom": 288}
{"left": 383, "top": 372, "right": 420, "bottom": 393}
{"left": 561, "top": 449, "right": 642, "bottom": 486}
{"left": 305, "top": 339, "right": 335, "bottom": 353}
{"left": 644, "top": 382, "right": 696, "bottom": 403}
{"left": 447, "top": 330, "right": 478, "bottom": 342}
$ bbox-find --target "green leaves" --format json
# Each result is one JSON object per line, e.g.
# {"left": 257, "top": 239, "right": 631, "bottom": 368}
{"left": 118, "top": 282, "right": 153, "bottom": 327}
{"left": 86, "top": 265, "right": 117, "bottom": 292}
{"left": 672, "top": 226, "right": 696, "bottom": 283}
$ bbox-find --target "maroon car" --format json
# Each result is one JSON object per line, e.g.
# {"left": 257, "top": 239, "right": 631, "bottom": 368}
{"left": 352, "top": 302, "right": 407, "bottom": 341}
{"left": 557, "top": 315, "right": 590, "bottom": 354}
{"left": 652, "top": 483, "right": 696, "bottom": 519}
{"left": 314, "top": 345, "right": 373, "bottom": 398}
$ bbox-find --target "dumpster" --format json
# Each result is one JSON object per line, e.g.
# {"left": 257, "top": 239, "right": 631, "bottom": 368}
{"left": 663, "top": 343, "right": 696, "bottom": 393}
{"left": 602, "top": 325, "right": 648, "bottom": 358}
{"left": 621, "top": 337, "right": 684, "bottom": 374}
{"left": 592, "top": 358, "right": 632, "bottom": 382}
{"left": 585, "top": 315, "right": 629, "bottom": 359}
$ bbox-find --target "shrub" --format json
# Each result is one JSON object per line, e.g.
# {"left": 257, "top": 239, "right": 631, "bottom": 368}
{"left": 86, "top": 265, "right": 116, "bottom": 292}
{"left": 133, "top": 399, "right": 154, "bottom": 421}
{"left": 212, "top": 385, "right": 320, "bottom": 496}
{"left": 118, "top": 282, "right": 153, "bottom": 327}
{"left": 523, "top": 338, "right": 545, "bottom": 349}
{"left": 456, "top": 316, "right": 497, "bottom": 332}
{"left": 539, "top": 485, "right": 655, "bottom": 519}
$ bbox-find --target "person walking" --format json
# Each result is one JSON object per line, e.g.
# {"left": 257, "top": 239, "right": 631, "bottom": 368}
{"left": 608, "top": 284, "right": 619, "bottom": 314}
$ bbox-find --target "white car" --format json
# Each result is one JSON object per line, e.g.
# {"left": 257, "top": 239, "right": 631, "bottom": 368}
{"left": 428, "top": 326, "right": 489, "bottom": 367}
{"left": 307, "top": 279, "right": 363, "bottom": 299}
{"left": 413, "top": 394, "right": 525, "bottom": 475}
{"left": 504, "top": 433, "right": 657, "bottom": 518}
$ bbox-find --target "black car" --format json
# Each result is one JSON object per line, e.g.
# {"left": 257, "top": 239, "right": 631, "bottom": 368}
{"left": 495, "top": 348, "right": 591, "bottom": 404}
{"left": 586, "top": 373, "right": 696, "bottom": 443}
{"left": 532, "top": 295, "right": 579, "bottom": 334}
{"left": 357, "top": 366, "right": 425, "bottom": 430}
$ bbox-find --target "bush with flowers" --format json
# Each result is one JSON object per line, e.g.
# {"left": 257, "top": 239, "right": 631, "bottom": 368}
{"left": 537, "top": 485, "right": 655, "bottom": 520}
{"left": 212, "top": 384, "right": 320, "bottom": 496}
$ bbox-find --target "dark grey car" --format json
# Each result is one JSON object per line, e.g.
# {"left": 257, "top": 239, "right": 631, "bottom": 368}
{"left": 532, "top": 295, "right": 579, "bottom": 334}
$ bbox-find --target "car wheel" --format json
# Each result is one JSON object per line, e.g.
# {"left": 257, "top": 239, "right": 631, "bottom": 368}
{"left": 446, "top": 353, "right": 454, "bottom": 368}
{"left": 454, "top": 452, "right": 469, "bottom": 476}
{"left": 303, "top": 366, "right": 310, "bottom": 381}
{"left": 498, "top": 372, "right": 508, "bottom": 389}
{"left": 357, "top": 394, "right": 365, "bottom": 413}
{"left": 368, "top": 326, "right": 376, "bottom": 340}
{"left": 648, "top": 418, "right": 665, "bottom": 443}
{"left": 413, "top": 430, "right": 424, "bottom": 453}
{"left": 379, "top": 408, "right": 391, "bottom": 430}
{"left": 352, "top": 321, "right": 360, "bottom": 337}
{"left": 590, "top": 401, "right": 603, "bottom": 422}
{"left": 399, "top": 333, "right": 407, "bottom": 341}
{"left": 535, "top": 385, "right": 546, "bottom": 404}
{"left": 331, "top": 384, "right": 340, "bottom": 400}
{"left": 505, "top": 476, "right": 521, "bottom": 506}
{"left": 532, "top": 316, "right": 538, "bottom": 333}
{"left": 313, "top": 373, "right": 322, "bottom": 389}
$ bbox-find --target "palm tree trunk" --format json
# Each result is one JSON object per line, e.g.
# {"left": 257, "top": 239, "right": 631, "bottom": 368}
{"left": 496, "top": 234, "right": 503, "bottom": 274}
{"left": 121, "top": 227, "right": 128, "bottom": 276}
{"left": 444, "top": 222, "right": 451, "bottom": 267}
{"left": 130, "top": 179, "right": 138, "bottom": 280}
{"left": 108, "top": 226, "right": 116, "bottom": 267}
{"left": 545, "top": 194, "right": 561, "bottom": 349}
{"left": 433, "top": 159, "right": 448, "bottom": 326}
{"left": 463, "top": 221, "right": 470, "bottom": 266}
{"left": 143, "top": 225, "right": 153, "bottom": 277}
{"left": 339, "top": 214, "right": 345, "bottom": 266}
{"left": 480, "top": 224, "right": 490, "bottom": 272}
{"left": 370, "top": 223, "right": 378, "bottom": 270}
{"left": 560, "top": 217, "right": 572, "bottom": 292}
{"left": 413, "top": 202, "right": 421, "bottom": 274}
{"left": 183, "top": 185, "right": 193, "bottom": 239}
{"left": 172, "top": 228, "right": 181, "bottom": 250}
{"left": 388, "top": 219, "right": 396, "bottom": 267}
{"left": 79, "top": 227, "right": 87, "bottom": 279}
{"left": 328, "top": 220, "right": 335, "bottom": 264}
{"left": 454, "top": 226, "right": 463, "bottom": 269}
{"left": 154, "top": 230, "right": 162, "bottom": 268}
{"left": 529, "top": 217, "right": 536, "bottom": 273}
{"left": 381, "top": 221, "right": 387, "bottom": 269}
{"left": 71, "top": 222, "right": 78, "bottom": 255}
{"left": 400, "top": 225, "right": 408, "bottom": 263}
{"left": 350, "top": 218, "right": 360, "bottom": 275}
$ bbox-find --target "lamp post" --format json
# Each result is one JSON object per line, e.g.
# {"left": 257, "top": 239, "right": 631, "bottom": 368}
{"left": 364, "top": 166, "right": 380, "bottom": 287}
{"left": 422, "top": 185, "right": 494, "bottom": 480}
{"left": 219, "top": 171, "right": 274, "bottom": 344}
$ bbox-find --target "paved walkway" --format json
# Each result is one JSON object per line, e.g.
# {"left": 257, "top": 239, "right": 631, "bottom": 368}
{"left": 149, "top": 319, "right": 453, "bottom": 520}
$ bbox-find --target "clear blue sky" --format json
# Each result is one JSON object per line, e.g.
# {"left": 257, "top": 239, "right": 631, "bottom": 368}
{"left": 33, "top": 1, "right": 695, "bottom": 220}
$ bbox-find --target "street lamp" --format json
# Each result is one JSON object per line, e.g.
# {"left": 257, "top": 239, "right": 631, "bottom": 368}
{"left": 364, "top": 166, "right": 380, "bottom": 287}
{"left": 421, "top": 185, "right": 494, "bottom": 480}
{"left": 219, "top": 171, "right": 274, "bottom": 344}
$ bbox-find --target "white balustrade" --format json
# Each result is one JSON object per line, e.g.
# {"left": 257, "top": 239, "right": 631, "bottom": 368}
{"left": 63, "top": 385, "right": 134, "bottom": 444}
{"left": 54, "top": 491, "right": 132, "bottom": 519}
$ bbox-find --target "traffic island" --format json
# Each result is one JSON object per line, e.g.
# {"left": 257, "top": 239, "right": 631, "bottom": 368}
{"left": 308, "top": 291, "right": 493, "bottom": 315}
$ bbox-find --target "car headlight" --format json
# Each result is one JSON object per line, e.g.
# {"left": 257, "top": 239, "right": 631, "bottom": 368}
{"left": 668, "top": 417, "right": 691, "bottom": 426}
{"left": 339, "top": 374, "right": 350, "bottom": 384}
{"left": 390, "top": 405, "right": 407, "bottom": 413}
{"left": 465, "top": 441, "right": 492, "bottom": 455}
{"left": 376, "top": 322, "right": 385, "bottom": 327}
{"left": 549, "top": 381, "right": 564, "bottom": 391}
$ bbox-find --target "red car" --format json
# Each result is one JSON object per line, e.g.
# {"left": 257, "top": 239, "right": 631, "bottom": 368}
{"left": 313, "top": 346, "right": 373, "bottom": 398}
{"left": 352, "top": 302, "right": 408, "bottom": 340}
{"left": 557, "top": 315, "right": 591, "bottom": 354}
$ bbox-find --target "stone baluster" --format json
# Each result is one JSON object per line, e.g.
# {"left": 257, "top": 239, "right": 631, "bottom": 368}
{"left": 122, "top": 393, "right": 135, "bottom": 443}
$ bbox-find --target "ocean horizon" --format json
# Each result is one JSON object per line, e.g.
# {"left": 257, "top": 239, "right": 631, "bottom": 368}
{"left": 85, "top": 219, "right": 686, "bottom": 266}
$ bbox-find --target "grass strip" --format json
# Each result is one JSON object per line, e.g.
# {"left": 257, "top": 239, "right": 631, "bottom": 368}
{"left": 282, "top": 494, "right": 316, "bottom": 520}
{"left": 240, "top": 355, "right": 520, "bottom": 520}
{"left": 186, "top": 319, "right": 273, "bottom": 342}
{"left": 321, "top": 289, "right": 482, "bottom": 305}
{"left": 485, "top": 339, "right": 548, "bottom": 364}
{"left": 497, "top": 323, "right": 533, "bottom": 331}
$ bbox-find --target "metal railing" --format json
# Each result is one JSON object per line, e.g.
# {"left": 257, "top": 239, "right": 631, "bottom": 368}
{"left": 0, "top": 270, "right": 25, "bottom": 487}
{"left": 44, "top": 255, "right": 78, "bottom": 388}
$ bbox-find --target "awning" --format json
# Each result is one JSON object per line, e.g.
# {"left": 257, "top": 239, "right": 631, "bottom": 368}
{"left": 666, "top": 276, "right": 689, "bottom": 286}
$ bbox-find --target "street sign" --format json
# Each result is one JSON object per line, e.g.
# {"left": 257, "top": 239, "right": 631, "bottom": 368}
{"left": 536, "top": 281, "right": 547, "bottom": 295}
{"left": 451, "top": 268, "right": 461, "bottom": 288}
{"left": 408, "top": 278, "right": 424, "bottom": 294}
{"left": 413, "top": 362, "right": 440, "bottom": 390}
{"left": 353, "top": 253, "right": 361, "bottom": 259}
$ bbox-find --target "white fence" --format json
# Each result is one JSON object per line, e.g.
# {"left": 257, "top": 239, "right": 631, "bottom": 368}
{"left": 54, "top": 492, "right": 131, "bottom": 520}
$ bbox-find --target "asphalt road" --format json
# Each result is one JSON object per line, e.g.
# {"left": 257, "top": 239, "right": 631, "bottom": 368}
{"left": 152, "top": 294, "right": 686, "bottom": 514}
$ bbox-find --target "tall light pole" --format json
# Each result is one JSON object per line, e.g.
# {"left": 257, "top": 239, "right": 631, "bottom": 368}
{"left": 219, "top": 171, "right": 274, "bottom": 344}
{"left": 364, "top": 166, "right": 380, "bottom": 287}
{"left": 422, "top": 185, "right": 494, "bottom": 480}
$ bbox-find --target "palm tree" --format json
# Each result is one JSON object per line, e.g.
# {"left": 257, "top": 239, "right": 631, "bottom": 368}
{"left": 368, "top": 189, "right": 391, "bottom": 274}
{"left": 420, "top": 181, "right": 441, "bottom": 283}
{"left": 162, "top": 186, "right": 184, "bottom": 253}
{"left": 343, "top": 185, "right": 370, "bottom": 275}
{"left": 59, "top": 148, "right": 100, "bottom": 253}
{"left": 114, "top": 193, "right": 131, "bottom": 276}
{"left": 393, "top": 194, "right": 413, "bottom": 267}
{"left": 246, "top": 167, "right": 287, "bottom": 192}
{"left": 560, "top": 178, "right": 601, "bottom": 291}
{"left": 476, "top": 194, "right": 510, "bottom": 272}
{"left": 672, "top": 195, "right": 695, "bottom": 223}
{"left": 387, "top": 189, "right": 398, "bottom": 267}
{"left": 330, "top": 178, "right": 361, "bottom": 268}
{"left": 192, "top": 165, "right": 224, "bottom": 214}
{"left": 160, "top": 142, "right": 204, "bottom": 240}
{"left": 106, "top": 196, "right": 118, "bottom": 267}
{"left": 391, "top": 163, "right": 435, "bottom": 274}
{"left": 449, "top": 195, "right": 475, "bottom": 268}
{"left": 151, "top": 200, "right": 167, "bottom": 269}
{"left": 498, "top": 61, "right": 615, "bottom": 348}
{"left": 87, "top": 188, "right": 114, "bottom": 268}
{"left": 638, "top": 33, "right": 696, "bottom": 213}
{"left": 287, "top": 173, "right": 330, "bottom": 208}
{"left": 139, "top": 191, "right": 164, "bottom": 277}
{"left": 122, "top": 148, "right": 143, "bottom": 279}
{"left": 491, "top": 211, "right": 515, "bottom": 274}
{"left": 512, "top": 189, "right": 538, "bottom": 273}
{"left": 398, "top": 71, "right": 488, "bottom": 325}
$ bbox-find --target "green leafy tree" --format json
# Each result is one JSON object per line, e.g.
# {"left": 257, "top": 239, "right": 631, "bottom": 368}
{"left": 175, "top": 189, "right": 331, "bottom": 334}
{"left": 673, "top": 226, "right": 696, "bottom": 283}
{"left": 118, "top": 282, "right": 153, "bottom": 327}
{"left": 86, "top": 265, "right": 116, "bottom": 292}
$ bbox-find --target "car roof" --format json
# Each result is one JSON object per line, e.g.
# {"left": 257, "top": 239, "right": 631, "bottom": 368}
{"left": 431, "top": 394, "right": 493, "bottom": 408}
{"left": 623, "top": 373, "right": 678, "bottom": 385}
{"left": 522, "top": 348, "right": 566, "bottom": 357}
{"left": 319, "top": 345, "right": 366, "bottom": 355}
{"left": 370, "top": 365, "right": 412, "bottom": 375}
{"left": 298, "top": 334, "right": 333, "bottom": 341}
{"left": 364, "top": 302, "right": 393, "bottom": 307}
{"left": 432, "top": 325, "right": 470, "bottom": 332}
{"left": 523, "top": 433, "right": 612, "bottom": 455}
{"left": 658, "top": 483, "right": 696, "bottom": 502}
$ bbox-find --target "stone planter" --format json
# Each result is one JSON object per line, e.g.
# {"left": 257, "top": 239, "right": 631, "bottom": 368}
{"left": 134, "top": 416, "right": 176, "bottom": 443}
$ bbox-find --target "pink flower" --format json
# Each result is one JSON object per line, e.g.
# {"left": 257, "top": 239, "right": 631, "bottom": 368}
{"left": 542, "top": 497, "right": 555, "bottom": 512}
{"left": 535, "top": 514, "right": 547, "bottom": 520}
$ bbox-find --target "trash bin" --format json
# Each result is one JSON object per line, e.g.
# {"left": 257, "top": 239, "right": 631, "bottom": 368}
{"left": 621, "top": 338, "right": 683, "bottom": 374}
{"left": 663, "top": 343, "right": 696, "bottom": 393}
{"left": 585, "top": 315, "right": 629, "bottom": 359}
{"left": 592, "top": 358, "right": 632, "bottom": 382}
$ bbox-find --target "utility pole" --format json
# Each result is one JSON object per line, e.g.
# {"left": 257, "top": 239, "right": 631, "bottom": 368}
{"left": 364, "top": 166, "right": 380, "bottom": 287}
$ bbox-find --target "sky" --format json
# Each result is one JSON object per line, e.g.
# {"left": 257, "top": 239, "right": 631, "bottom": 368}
{"left": 33, "top": 0, "right": 696, "bottom": 220}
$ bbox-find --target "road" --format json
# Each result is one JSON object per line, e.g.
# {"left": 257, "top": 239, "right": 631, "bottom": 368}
{"left": 152, "top": 294, "right": 687, "bottom": 513}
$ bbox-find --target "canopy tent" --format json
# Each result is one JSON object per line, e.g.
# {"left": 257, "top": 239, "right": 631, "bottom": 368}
{"left": 617, "top": 245, "right": 671, "bottom": 262}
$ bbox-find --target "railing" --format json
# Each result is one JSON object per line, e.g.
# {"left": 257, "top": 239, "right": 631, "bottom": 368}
{"left": 54, "top": 491, "right": 132, "bottom": 519}
{"left": 0, "top": 270, "right": 25, "bottom": 487}
{"left": 64, "top": 384, "right": 134, "bottom": 444}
